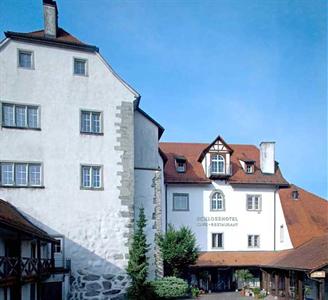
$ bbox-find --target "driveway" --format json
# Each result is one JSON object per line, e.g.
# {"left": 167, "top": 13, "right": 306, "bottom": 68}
{"left": 185, "top": 292, "right": 277, "bottom": 299}
{"left": 198, "top": 292, "right": 248, "bottom": 299}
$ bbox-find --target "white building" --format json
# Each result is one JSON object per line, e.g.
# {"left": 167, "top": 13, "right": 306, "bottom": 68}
{"left": 1, "top": 1, "right": 327, "bottom": 300}
{"left": 160, "top": 136, "right": 328, "bottom": 297}
{"left": 160, "top": 136, "right": 292, "bottom": 253}
{"left": 0, "top": 1, "right": 163, "bottom": 299}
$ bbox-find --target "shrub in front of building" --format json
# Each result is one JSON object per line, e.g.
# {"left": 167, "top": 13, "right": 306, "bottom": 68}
{"left": 151, "top": 276, "right": 189, "bottom": 299}
{"left": 157, "top": 224, "right": 199, "bottom": 278}
{"left": 127, "top": 207, "right": 150, "bottom": 300}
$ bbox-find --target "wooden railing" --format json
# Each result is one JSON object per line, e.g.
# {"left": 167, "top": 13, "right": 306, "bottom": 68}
{"left": 0, "top": 256, "right": 54, "bottom": 282}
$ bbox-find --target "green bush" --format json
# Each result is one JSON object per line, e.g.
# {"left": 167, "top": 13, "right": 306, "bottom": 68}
{"left": 151, "top": 276, "right": 189, "bottom": 299}
{"left": 157, "top": 224, "right": 199, "bottom": 277}
{"left": 191, "top": 287, "right": 200, "bottom": 298}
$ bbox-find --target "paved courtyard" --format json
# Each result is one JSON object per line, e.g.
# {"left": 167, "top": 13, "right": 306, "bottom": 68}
{"left": 185, "top": 292, "right": 277, "bottom": 299}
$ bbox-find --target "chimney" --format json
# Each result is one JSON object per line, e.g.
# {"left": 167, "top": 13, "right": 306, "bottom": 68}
{"left": 260, "top": 142, "right": 275, "bottom": 174}
{"left": 43, "top": 0, "right": 58, "bottom": 38}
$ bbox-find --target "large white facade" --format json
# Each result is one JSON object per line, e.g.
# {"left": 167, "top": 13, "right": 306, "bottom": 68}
{"left": 167, "top": 183, "right": 293, "bottom": 252}
{"left": 0, "top": 2, "right": 163, "bottom": 297}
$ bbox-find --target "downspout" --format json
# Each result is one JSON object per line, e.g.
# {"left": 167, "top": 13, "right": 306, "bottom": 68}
{"left": 274, "top": 185, "right": 278, "bottom": 251}
{"left": 165, "top": 183, "right": 168, "bottom": 232}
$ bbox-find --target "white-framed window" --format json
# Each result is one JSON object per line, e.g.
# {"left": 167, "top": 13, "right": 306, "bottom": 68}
{"left": 173, "top": 193, "right": 189, "bottom": 211}
{"left": 74, "top": 58, "right": 87, "bottom": 76}
{"left": 176, "top": 160, "right": 186, "bottom": 173}
{"left": 246, "top": 195, "right": 262, "bottom": 211}
{"left": 211, "top": 154, "right": 225, "bottom": 174}
{"left": 18, "top": 50, "right": 33, "bottom": 69}
{"left": 280, "top": 225, "right": 284, "bottom": 243}
{"left": 1, "top": 103, "right": 40, "bottom": 129}
{"left": 248, "top": 235, "right": 260, "bottom": 248}
{"left": 81, "top": 165, "right": 102, "bottom": 189}
{"left": 81, "top": 110, "right": 102, "bottom": 134}
{"left": 0, "top": 162, "right": 42, "bottom": 187}
{"left": 212, "top": 233, "right": 223, "bottom": 248}
{"left": 246, "top": 164, "right": 254, "bottom": 174}
{"left": 54, "top": 237, "right": 63, "bottom": 253}
{"left": 211, "top": 191, "right": 225, "bottom": 211}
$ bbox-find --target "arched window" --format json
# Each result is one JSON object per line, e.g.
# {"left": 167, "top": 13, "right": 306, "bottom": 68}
{"left": 211, "top": 155, "right": 225, "bottom": 174}
{"left": 211, "top": 191, "right": 225, "bottom": 211}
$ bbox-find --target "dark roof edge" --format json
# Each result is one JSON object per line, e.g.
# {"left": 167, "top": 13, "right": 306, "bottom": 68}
{"left": 164, "top": 180, "right": 212, "bottom": 184}
{"left": 230, "top": 182, "right": 290, "bottom": 188}
{"left": 5, "top": 31, "right": 99, "bottom": 53}
{"left": 0, "top": 200, "right": 56, "bottom": 242}
{"left": 136, "top": 107, "right": 165, "bottom": 139}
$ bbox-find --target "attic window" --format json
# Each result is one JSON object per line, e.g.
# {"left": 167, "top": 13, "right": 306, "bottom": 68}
{"left": 246, "top": 164, "right": 254, "bottom": 174}
{"left": 175, "top": 156, "right": 186, "bottom": 173}
{"left": 292, "top": 190, "right": 299, "bottom": 200}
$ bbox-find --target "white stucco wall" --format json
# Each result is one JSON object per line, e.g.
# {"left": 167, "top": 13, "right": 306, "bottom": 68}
{"left": 134, "top": 110, "right": 159, "bottom": 169}
{"left": 167, "top": 182, "right": 292, "bottom": 251}
{"left": 0, "top": 38, "right": 136, "bottom": 279}
{"left": 275, "top": 193, "right": 293, "bottom": 250}
{"left": 134, "top": 110, "right": 163, "bottom": 279}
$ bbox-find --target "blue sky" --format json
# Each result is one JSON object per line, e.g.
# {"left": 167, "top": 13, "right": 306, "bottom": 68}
{"left": 1, "top": 0, "right": 327, "bottom": 198}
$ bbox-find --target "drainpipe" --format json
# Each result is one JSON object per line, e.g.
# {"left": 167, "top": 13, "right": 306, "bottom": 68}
{"left": 273, "top": 185, "right": 278, "bottom": 251}
{"left": 165, "top": 183, "right": 168, "bottom": 232}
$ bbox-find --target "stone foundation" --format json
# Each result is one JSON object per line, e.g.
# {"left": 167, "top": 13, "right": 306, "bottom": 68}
{"left": 69, "top": 270, "right": 130, "bottom": 300}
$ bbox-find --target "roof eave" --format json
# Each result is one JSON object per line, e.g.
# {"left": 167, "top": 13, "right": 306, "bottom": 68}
{"left": 5, "top": 31, "right": 99, "bottom": 53}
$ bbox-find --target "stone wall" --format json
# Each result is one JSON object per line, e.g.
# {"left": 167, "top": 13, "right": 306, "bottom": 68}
{"left": 115, "top": 101, "right": 135, "bottom": 250}
{"left": 152, "top": 170, "right": 163, "bottom": 278}
{"left": 69, "top": 270, "right": 130, "bottom": 300}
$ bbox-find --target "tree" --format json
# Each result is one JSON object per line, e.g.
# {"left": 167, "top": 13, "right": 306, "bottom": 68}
{"left": 234, "top": 269, "right": 254, "bottom": 288}
{"left": 157, "top": 224, "right": 199, "bottom": 278}
{"left": 127, "top": 207, "right": 150, "bottom": 299}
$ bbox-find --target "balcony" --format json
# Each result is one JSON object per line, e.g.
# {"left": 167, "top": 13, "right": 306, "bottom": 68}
{"left": 0, "top": 256, "right": 54, "bottom": 285}
{"left": 208, "top": 164, "right": 232, "bottom": 179}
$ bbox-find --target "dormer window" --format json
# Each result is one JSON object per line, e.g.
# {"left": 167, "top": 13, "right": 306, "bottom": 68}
{"left": 292, "top": 190, "right": 299, "bottom": 200}
{"left": 175, "top": 156, "right": 186, "bottom": 173}
{"left": 211, "top": 155, "right": 225, "bottom": 174}
{"left": 246, "top": 163, "right": 254, "bottom": 174}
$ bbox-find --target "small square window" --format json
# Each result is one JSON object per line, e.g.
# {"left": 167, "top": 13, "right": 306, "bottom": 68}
{"left": 81, "top": 165, "right": 103, "bottom": 189}
{"left": 81, "top": 110, "right": 102, "bottom": 134}
{"left": 246, "top": 195, "right": 262, "bottom": 211}
{"left": 74, "top": 58, "right": 87, "bottom": 76}
{"left": 173, "top": 193, "right": 189, "bottom": 211}
{"left": 18, "top": 50, "right": 33, "bottom": 69}
{"left": 248, "top": 235, "right": 260, "bottom": 248}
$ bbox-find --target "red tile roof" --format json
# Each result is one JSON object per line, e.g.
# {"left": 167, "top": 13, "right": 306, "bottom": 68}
{"left": 25, "top": 28, "right": 85, "bottom": 44}
{"left": 271, "top": 234, "right": 328, "bottom": 271}
{"left": 196, "top": 234, "right": 328, "bottom": 271}
{"left": 0, "top": 199, "right": 55, "bottom": 242}
{"left": 5, "top": 28, "right": 98, "bottom": 52}
{"left": 196, "top": 251, "right": 286, "bottom": 268}
{"left": 159, "top": 142, "right": 288, "bottom": 186}
{"left": 279, "top": 185, "right": 328, "bottom": 248}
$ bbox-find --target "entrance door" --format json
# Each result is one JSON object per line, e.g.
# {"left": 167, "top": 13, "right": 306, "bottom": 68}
{"left": 40, "top": 282, "right": 62, "bottom": 300}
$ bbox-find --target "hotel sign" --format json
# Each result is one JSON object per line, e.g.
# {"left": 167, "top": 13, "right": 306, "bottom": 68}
{"left": 310, "top": 271, "right": 325, "bottom": 278}
{"left": 196, "top": 216, "right": 238, "bottom": 227}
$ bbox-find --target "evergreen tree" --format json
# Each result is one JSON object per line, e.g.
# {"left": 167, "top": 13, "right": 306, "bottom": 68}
{"left": 127, "top": 207, "right": 149, "bottom": 299}
{"left": 157, "top": 224, "right": 199, "bottom": 278}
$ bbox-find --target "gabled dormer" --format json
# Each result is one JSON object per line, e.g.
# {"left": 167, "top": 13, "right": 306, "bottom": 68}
{"left": 239, "top": 159, "right": 255, "bottom": 174}
{"left": 198, "top": 135, "right": 233, "bottom": 179}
